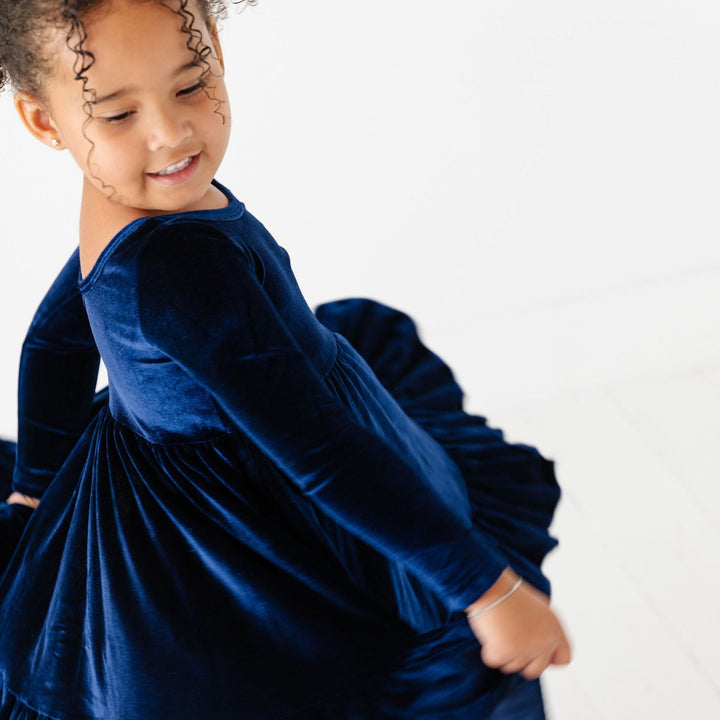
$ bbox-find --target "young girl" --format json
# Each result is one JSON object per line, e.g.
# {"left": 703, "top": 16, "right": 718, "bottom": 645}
{"left": 0, "top": 1, "right": 571, "bottom": 718}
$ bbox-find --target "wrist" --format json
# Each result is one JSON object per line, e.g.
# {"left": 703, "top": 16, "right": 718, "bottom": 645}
{"left": 464, "top": 566, "right": 520, "bottom": 615}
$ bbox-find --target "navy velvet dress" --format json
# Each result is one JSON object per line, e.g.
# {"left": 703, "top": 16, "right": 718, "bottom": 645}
{"left": 0, "top": 180, "right": 560, "bottom": 719}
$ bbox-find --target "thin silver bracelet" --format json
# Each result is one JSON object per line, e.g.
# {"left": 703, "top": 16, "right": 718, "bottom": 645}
{"left": 465, "top": 578, "right": 523, "bottom": 620}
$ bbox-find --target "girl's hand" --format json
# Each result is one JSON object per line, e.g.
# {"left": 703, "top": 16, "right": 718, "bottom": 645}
{"left": 6, "top": 492, "right": 40, "bottom": 509}
{"left": 465, "top": 567, "right": 572, "bottom": 680}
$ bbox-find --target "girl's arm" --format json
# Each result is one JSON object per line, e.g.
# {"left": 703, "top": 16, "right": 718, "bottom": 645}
{"left": 136, "top": 223, "right": 509, "bottom": 612}
{"left": 8, "top": 248, "right": 101, "bottom": 503}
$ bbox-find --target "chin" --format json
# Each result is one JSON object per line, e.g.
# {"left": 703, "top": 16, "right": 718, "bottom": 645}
{"left": 141, "top": 182, "right": 206, "bottom": 208}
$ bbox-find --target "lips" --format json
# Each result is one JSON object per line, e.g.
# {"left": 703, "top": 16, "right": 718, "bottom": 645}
{"left": 147, "top": 153, "right": 201, "bottom": 185}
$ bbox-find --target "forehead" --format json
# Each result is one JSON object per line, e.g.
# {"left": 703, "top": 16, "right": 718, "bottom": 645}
{"left": 49, "top": 0, "right": 208, "bottom": 87}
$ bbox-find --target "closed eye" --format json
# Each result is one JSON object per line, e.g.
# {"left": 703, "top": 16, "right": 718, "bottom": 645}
{"left": 177, "top": 82, "right": 205, "bottom": 97}
{"left": 102, "top": 111, "right": 134, "bottom": 124}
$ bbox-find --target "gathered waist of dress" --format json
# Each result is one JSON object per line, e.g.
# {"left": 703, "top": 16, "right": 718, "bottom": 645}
{"left": 102, "top": 335, "right": 341, "bottom": 447}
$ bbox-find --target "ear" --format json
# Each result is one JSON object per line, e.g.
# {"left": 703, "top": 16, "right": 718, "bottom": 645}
{"left": 207, "top": 18, "right": 225, "bottom": 72}
{"left": 13, "top": 92, "right": 65, "bottom": 150}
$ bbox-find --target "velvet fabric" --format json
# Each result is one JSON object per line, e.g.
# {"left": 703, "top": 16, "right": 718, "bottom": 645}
{"left": 0, "top": 180, "right": 560, "bottom": 719}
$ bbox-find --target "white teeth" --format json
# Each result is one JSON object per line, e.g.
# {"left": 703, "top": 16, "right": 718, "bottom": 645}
{"left": 156, "top": 156, "right": 193, "bottom": 175}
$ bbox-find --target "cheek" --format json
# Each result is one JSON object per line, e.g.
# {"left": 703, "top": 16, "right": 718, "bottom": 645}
{"left": 86, "top": 134, "right": 143, "bottom": 176}
{"left": 210, "top": 103, "right": 232, "bottom": 145}
{"left": 199, "top": 115, "right": 228, "bottom": 154}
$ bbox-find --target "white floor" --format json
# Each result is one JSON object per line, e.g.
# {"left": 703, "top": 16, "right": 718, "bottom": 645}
{"left": 475, "top": 282, "right": 720, "bottom": 719}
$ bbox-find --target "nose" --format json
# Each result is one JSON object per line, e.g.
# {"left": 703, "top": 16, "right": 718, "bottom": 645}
{"left": 146, "top": 104, "right": 191, "bottom": 152}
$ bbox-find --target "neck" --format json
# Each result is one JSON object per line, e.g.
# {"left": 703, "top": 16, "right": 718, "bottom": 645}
{"left": 77, "top": 177, "right": 228, "bottom": 279}
{"left": 79, "top": 178, "right": 142, "bottom": 243}
{"left": 79, "top": 178, "right": 146, "bottom": 279}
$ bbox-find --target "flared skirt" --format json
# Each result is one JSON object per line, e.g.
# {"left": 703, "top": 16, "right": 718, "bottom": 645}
{"left": 0, "top": 299, "right": 560, "bottom": 719}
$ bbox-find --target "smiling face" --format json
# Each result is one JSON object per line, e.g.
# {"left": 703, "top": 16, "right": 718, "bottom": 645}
{"left": 30, "top": 0, "right": 231, "bottom": 216}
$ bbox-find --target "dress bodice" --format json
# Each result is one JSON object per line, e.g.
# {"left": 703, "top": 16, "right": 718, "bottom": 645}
{"left": 72, "top": 179, "right": 507, "bottom": 615}
{"left": 77, "top": 181, "right": 338, "bottom": 444}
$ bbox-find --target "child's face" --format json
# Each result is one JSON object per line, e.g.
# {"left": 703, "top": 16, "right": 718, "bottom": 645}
{"left": 37, "top": 0, "right": 231, "bottom": 215}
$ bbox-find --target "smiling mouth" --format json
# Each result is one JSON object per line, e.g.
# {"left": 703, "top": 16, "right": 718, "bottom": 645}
{"left": 152, "top": 155, "right": 196, "bottom": 176}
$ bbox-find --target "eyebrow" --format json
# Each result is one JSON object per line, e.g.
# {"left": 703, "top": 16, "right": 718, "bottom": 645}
{"left": 91, "top": 61, "right": 200, "bottom": 105}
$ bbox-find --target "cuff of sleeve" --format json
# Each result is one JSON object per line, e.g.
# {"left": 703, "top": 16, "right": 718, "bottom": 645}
{"left": 11, "top": 465, "right": 51, "bottom": 498}
{"left": 410, "top": 526, "right": 510, "bottom": 613}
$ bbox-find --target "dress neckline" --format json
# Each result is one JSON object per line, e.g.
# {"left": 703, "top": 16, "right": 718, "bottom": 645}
{"left": 78, "top": 179, "right": 244, "bottom": 293}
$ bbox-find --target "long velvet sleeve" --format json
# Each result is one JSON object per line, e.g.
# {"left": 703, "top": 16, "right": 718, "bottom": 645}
{"left": 136, "top": 225, "right": 508, "bottom": 612}
{"left": 11, "top": 249, "right": 101, "bottom": 498}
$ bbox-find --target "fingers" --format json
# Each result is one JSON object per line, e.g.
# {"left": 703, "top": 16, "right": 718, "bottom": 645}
{"left": 481, "top": 634, "right": 571, "bottom": 680}
{"left": 519, "top": 651, "right": 554, "bottom": 680}
{"left": 551, "top": 634, "right": 572, "bottom": 666}
{"left": 519, "top": 634, "right": 572, "bottom": 680}
{"left": 481, "top": 646, "right": 546, "bottom": 679}
{"left": 494, "top": 651, "right": 552, "bottom": 680}
{"left": 480, "top": 643, "right": 509, "bottom": 671}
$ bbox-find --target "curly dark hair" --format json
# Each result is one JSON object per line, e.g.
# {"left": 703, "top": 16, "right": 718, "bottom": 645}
{"left": 0, "top": 0, "right": 254, "bottom": 196}
{"left": 0, "top": 0, "right": 254, "bottom": 97}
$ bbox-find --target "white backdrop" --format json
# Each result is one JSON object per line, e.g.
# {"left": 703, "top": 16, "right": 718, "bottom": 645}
{"left": 1, "top": 0, "right": 719, "bottom": 432}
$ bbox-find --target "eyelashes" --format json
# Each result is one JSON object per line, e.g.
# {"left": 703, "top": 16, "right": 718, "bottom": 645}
{"left": 99, "top": 80, "right": 208, "bottom": 125}
{"left": 103, "top": 110, "right": 134, "bottom": 124}
{"left": 177, "top": 81, "right": 206, "bottom": 96}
